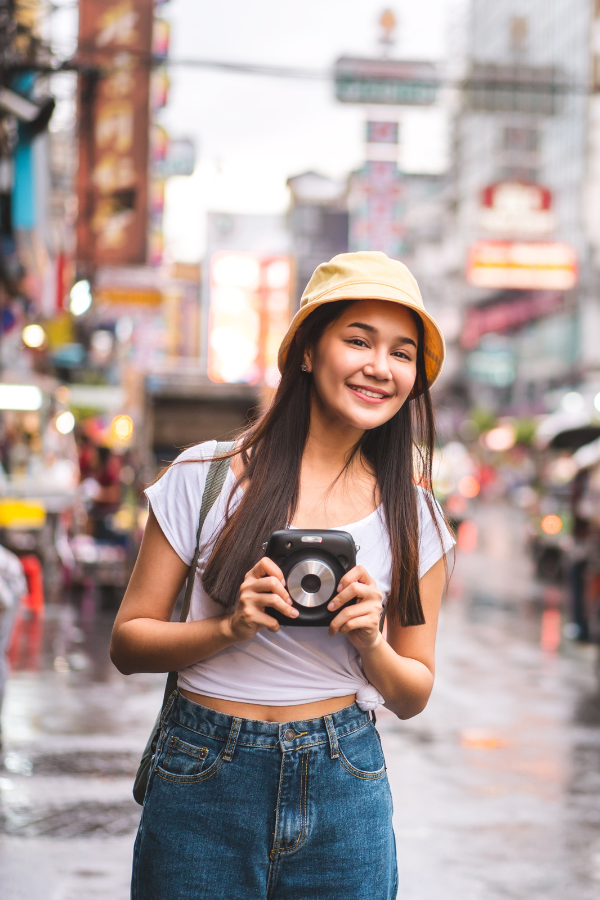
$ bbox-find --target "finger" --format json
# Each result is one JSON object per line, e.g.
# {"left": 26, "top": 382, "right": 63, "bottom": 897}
{"left": 249, "top": 556, "right": 285, "bottom": 585}
{"left": 251, "top": 610, "right": 283, "bottom": 633}
{"left": 249, "top": 575, "right": 290, "bottom": 602}
{"left": 245, "top": 592, "right": 299, "bottom": 618}
{"left": 337, "top": 566, "right": 376, "bottom": 592}
{"left": 328, "top": 600, "right": 380, "bottom": 634}
{"left": 328, "top": 582, "right": 379, "bottom": 611}
{"left": 339, "top": 615, "right": 380, "bottom": 634}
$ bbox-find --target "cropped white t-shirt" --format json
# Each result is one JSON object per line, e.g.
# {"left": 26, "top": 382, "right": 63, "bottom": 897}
{"left": 145, "top": 441, "right": 455, "bottom": 711}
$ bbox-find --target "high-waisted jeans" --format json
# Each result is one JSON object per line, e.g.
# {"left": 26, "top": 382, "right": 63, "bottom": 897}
{"left": 132, "top": 692, "right": 397, "bottom": 900}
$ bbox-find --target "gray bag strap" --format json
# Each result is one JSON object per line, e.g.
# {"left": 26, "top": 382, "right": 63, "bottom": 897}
{"left": 160, "top": 440, "right": 235, "bottom": 708}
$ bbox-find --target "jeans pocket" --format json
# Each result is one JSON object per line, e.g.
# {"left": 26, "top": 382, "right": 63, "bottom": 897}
{"left": 337, "top": 722, "right": 386, "bottom": 779}
{"left": 156, "top": 732, "right": 214, "bottom": 781}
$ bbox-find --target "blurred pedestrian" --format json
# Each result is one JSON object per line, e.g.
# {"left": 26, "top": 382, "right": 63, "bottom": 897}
{"left": 0, "top": 544, "right": 28, "bottom": 752}
{"left": 111, "top": 252, "right": 454, "bottom": 900}
{"left": 89, "top": 446, "right": 122, "bottom": 540}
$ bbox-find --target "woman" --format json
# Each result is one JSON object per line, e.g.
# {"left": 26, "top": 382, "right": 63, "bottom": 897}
{"left": 111, "top": 251, "right": 455, "bottom": 900}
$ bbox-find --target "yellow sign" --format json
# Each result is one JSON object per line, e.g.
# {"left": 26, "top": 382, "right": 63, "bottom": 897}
{"left": 0, "top": 499, "right": 46, "bottom": 529}
{"left": 467, "top": 241, "right": 578, "bottom": 290}
{"left": 97, "top": 286, "right": 162, "bottom": 305}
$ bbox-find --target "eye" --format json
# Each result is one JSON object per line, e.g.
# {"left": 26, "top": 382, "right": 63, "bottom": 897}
{"left": 346, "top": 338, "right": 368, "bottom": 348}
{"left": 392, "top": 350, "right": 412, "bottom": 361}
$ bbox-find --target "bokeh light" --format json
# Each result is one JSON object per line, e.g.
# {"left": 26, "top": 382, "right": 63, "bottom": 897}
{"left": 111, "top": 414, "right": 134, "bottom": 440}
{"left": 458, "top": 475, "right": 480, "bottom": 498}
{"left": 561, "top": 391, "right": 584, "bottom": 413}
{"left": 22, "top": 324, "right": 46, "bottom": 348}
{"left": 484, "top": 425, "right": 516, "bottom": 451}
{"left": 541, "top": 514, "right": 562, "bottom": 535}
{"left": 69, "top": 280, "right": 92, "bottom": 316}
{"left": 55, "top": 411, "right": 75, "bottom": 434}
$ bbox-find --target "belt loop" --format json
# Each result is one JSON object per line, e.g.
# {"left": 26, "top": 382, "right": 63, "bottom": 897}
{"left": 160, "top": 688, "right": 178, "bottom": 728}
{"left": 370, "top": 709, "right": 377, "bottom": 727}
{"left": 223, "top": 717, "right": 242, "bottom": 762}
{"left": 324, "top": 714, "right": 339, "bottom": 759}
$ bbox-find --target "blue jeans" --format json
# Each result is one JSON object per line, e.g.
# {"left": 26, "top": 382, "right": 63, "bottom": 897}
{"left": 133, "top": 692, "right": 397, "bottom": 900}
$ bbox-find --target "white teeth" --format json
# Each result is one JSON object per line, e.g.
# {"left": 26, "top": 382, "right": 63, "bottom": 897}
{"left": 352, "top": 387, "right": 385, "bottom": 399}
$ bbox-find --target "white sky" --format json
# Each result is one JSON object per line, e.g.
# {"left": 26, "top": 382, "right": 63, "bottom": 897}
{"left": 160, "top": 0, "right": 460, "bottom": 262}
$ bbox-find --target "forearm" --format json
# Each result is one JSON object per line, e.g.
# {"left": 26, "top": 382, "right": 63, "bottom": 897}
{"left": 359, "top": 636, "right": 434, "bottom": 719}
{"left": 110, "top": 615, "right": 236, "bottom": 675}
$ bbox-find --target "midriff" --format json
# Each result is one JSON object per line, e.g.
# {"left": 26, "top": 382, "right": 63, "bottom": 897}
{"left": 179, "top": 689, "right": 357, "bottom": 723}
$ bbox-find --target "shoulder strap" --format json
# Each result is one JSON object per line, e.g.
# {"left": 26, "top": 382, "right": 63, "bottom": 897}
{"left": 160, "top": 441, "right": 235, "bottom": 708}
{"left": 178, "top": 440, "right": 236, "bottom": 626}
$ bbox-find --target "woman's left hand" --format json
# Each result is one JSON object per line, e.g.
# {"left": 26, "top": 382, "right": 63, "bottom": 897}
{"left": 327, "top": 566, "right": 383, "bottom": 652}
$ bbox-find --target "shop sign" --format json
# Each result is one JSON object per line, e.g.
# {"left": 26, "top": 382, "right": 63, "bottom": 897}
{"left": 76, "top": 0, "right": 153, "bottom": 267}
{"left": 466, "top": 241, "right": 577, "bottom": 291}
{"left": 335, "top": 57, "right": 439, "bottom": 106}
{"left": 461, "top": 289, "right": 564, "bottom": 349}
{"left": 479, "top": 182, "right": 555, "bottom": 237}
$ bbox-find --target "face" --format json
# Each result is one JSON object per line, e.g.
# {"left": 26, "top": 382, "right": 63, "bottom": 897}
{"left": 304, "top": 299, "right": 420, "bottom": 433}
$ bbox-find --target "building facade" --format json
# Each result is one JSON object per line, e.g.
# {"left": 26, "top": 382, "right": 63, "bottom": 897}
{"left": 452, "top": 0, "right": 595, "bottom": 413}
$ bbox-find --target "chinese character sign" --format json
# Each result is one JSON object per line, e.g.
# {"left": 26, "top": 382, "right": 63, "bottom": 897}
{"left": 348, "top": 161, "right": 405, "bottom": 258}
{"left": 76, "top": 0, "right": 153, "bottom": 266}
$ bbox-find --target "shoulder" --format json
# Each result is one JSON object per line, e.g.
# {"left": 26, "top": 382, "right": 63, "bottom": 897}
{"left": 414, "top": 485, "right": 456, "bottom": 577}
{"left": 143, "top": 440, "right": 219, "bottom": 566}
{"left": 415, "top": 485, "right": 455, "bottom": 548}
{"left": 144, "top": 440, "right": 218, "bottom": 510}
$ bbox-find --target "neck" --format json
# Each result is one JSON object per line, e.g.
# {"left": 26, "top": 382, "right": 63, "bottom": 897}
{"left": 302, "top": 393, "right": 364, "bottom": 476}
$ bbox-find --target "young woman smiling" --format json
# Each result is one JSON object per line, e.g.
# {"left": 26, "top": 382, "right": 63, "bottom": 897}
{"left": 111, "top": 252, "right": 454, "bottom": 900}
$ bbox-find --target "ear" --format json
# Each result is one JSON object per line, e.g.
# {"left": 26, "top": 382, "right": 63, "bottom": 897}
{"left": 302, "top": 347, "right": 313, "bottom": 372}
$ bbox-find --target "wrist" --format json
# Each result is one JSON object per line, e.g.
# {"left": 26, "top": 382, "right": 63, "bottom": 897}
{"left": 218, "top": 614, "right": 238, "bottom": 645}
{"left": 358, "top": 632, "right": 384, "bottom": 657}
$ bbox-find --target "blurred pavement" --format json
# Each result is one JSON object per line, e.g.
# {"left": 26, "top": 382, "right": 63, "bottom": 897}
{"left": 1, "top": 501, "right": 599, "bottom": 900}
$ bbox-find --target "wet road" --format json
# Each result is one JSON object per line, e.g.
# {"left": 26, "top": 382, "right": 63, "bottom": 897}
{"left": 1, "top": 501, "right": 599, "bottom": 899}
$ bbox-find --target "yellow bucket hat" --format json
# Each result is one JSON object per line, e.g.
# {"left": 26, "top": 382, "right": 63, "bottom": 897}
{"left": 277, "top": 251, "right": 446, "bottom": 388}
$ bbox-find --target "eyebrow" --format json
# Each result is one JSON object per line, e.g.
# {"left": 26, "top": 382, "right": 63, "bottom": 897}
{"left": 346, "top": 321, "right": 417, "bottom": 349}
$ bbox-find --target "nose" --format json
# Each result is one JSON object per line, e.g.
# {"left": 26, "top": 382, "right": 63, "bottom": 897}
{"left": 363, "top": 346, "right": 392, "bottom": 381}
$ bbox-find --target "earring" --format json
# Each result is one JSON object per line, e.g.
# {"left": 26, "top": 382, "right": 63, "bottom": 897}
{"left": 301, "top": 364, "right": 308, "bottom": 372}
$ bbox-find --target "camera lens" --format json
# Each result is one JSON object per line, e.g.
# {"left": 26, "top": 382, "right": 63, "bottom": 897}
{"left": 287, "top": 559, "right": 336, "bottom": 607}
{"left": 301, "top": 573, "right": 321, "bottom": 593}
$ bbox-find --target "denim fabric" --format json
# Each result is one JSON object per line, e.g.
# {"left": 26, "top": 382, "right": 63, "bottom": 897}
{"left": 132, "top": 692, "right": 397, "bottom": 900}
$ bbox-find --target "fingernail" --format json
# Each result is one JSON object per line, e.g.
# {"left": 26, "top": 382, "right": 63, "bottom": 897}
{"left": 328, "top": 601, "right": 335, "bottom": 610}
{"left": 291, "top": 609, "right": 299, "bottom": 616}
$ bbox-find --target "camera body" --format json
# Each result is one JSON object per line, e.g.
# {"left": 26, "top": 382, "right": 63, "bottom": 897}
{"left": 265, "top": 529, "right": 357, "bottom": 627}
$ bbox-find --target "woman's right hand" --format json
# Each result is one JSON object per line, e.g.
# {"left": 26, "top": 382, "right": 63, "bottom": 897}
{"left": 224, "top": 557, "right": 299, "bottom": 642}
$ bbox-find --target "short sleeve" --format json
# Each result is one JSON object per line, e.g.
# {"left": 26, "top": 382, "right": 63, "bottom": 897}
{"left": 144, "top": 441, "right": 217, "bottom": 565}
{"left": 417, "top": 487, "right": 456, "bottom": 579}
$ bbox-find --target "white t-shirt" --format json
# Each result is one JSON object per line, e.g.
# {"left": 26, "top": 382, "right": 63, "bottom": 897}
{"left": 145, "top": 441, "right": 455, "bottom": 711}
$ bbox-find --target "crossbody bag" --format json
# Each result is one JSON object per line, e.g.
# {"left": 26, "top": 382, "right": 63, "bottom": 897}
{"left": 133, "top": 441, "right": 235, "bottom": 805}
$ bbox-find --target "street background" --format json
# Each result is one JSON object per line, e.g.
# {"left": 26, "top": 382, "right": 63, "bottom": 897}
{"left": 2, "top": 1, "right": 600, "bottom": 897}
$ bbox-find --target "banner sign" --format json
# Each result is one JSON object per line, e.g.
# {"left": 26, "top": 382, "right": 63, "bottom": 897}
{"left": 76, "top": 0, "right": 153, "bottom": 267}
{"left": 466, "top": 241, "right": 577, "bottom": 291}
{"left": 335, "top": 57, "right": 439, "bottom": 106}
{"left": 461, "top": 289, "right": 565, "bottom": 349}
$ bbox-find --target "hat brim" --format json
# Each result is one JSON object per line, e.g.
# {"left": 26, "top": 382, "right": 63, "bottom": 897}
{"left": 277, "top": 284, "right": 446, "bottom": 391}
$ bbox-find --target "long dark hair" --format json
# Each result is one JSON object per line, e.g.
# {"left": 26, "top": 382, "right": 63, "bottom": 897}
{"left": 197, "top": 299, "right": 442, "bottom": 626}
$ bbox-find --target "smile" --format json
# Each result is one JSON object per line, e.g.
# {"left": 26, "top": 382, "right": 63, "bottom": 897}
{"left": 347, "top": 384, "right": 390, "bottom": 404}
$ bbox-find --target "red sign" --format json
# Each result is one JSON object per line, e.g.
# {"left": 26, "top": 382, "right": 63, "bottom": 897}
{"left": 466, "top": 241, "right": 577, "bottom": 290}
{"left": 76, "top": 0, "right": 153, "bottom": 267}
{"left": 479, "top": 182, "right": 555, "bottom": 236}
{"left": 461, "top": 290, "right": 565, "bottom": 349}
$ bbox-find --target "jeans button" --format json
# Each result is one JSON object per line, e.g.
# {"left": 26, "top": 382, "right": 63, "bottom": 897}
{"left": 284, "top": 728, "right": 296, "bottom": 741}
